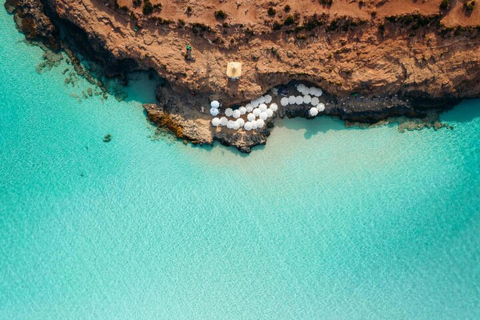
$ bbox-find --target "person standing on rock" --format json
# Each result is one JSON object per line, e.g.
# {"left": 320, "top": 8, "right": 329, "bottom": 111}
{"left": 185, "top": 45, "right": 195, "bottom": 61}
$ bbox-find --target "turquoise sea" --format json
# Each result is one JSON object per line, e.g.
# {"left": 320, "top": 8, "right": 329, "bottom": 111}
{"left": 1, "top": 9, "right": 480, "bottom": 319}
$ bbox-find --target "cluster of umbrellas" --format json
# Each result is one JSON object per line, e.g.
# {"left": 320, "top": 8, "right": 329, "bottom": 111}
{"left": 210, "top": 95, "right": 278, "bottom": 131}
{"left": 209, "top": 85, "right": 326, "bottom": 131}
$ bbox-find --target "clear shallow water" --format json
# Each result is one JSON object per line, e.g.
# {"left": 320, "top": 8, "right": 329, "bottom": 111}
{"left": 1, "top": 10, "right": 480, "bottom": 320}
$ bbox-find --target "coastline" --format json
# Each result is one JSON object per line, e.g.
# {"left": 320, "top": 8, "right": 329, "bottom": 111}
{"left": 5, "top": 0, "right": 479, "bottom": 152}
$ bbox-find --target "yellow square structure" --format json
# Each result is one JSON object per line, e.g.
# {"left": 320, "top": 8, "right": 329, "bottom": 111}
{"left": 226, "top": 62, "right": 242, "bottom": 80}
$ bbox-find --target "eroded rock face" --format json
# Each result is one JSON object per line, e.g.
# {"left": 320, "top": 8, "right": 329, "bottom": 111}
{"left": 6, "top": 0, "right": 58, "bottom": 49}
{"left": 6, "top": 0, "right": 480, "bottom": 151}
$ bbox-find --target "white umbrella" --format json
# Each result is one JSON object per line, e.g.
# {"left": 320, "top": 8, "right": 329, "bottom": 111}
{"left": 247, "top": 113, "right": 256, "bottom": 121}
{"left": 236, "top": 118, "right": 245, "bottom": 127}
{"left": 266, "top": 109, "right": 274, "bottom": 117}
{"left": 264, "top": 95, "right": 272, "bottom": 104}
{"left": 303, "top": 95, "right": 312, "bottom": 104}
{"left": 309, "top": 107, "right": 319, "bottom": 117}
{"left": 270, "top": 103, "right": 278, "bottom": 112}
{"left": 311, "top": 87, "right": 323, "bottom": 97}
{"left": 210, "top": 108, "right": 219, "bottom": 116}
{"left": 253, "top": 108, "right": 261, "bottom": 116}
{"left": 260, "top": 112, "right": 268, "bottom": 120}
{"left": 295, "top": 96, "right": 304, "bottom": 105}
{"left": 288, "top": 95, "right": 296, "bottom": 105}
{"left": 211, "top": 117, "right": 221, "bottom": 126}
{"left": 251, "top": 99, "right": 260, "bottom": 107}
{"left": 232, "top": 110, "right": 241, "bottom": 118}
{"left": 225, "top": 108, "right": 233, "bottom": 117}
{"left": 280, "top": 97, "right": 289, "bottom": 107}
{"left": 245, "top": 104, "right": 253, "bottom": 112}
{"left": 244, "top": 122, "right": 253, "bottom": 131}
{"left": 239, "top": 106, "right": 247, "bottom": 115}
{"left": 259, "top": 103, "right": 267, "bottom": 112}
{"left": 227, "top": 120, "right": 235, "bottom": 129}
{"left": 311, "top": 97, "right": 319, "bottom": 106}
{"left": 232, "top": 122, "right": 240, "bottom": 130}
{"left": 317, "top": 103, "right": 325, "bottom": 112}
{"left": 220, "top": 117, "right": 228, "bottom": 126}
{"left": 210, "top": 100, "right": 220, "bottom": 108}
{"left": 258, "top": 96, "right": 266, "bottom": 104}
{"left": 251, "top": 121, "right": 258, "bottom": 130}
{"left": 256, "top": 119, "right": 265, "bottom": 128}
{"left": 297, "top": 84, "right": 306, "bottom": 94}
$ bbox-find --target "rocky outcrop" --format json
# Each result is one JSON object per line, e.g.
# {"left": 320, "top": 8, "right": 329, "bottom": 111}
{"left": 5, "top": 0, "right": 480, "bottom": 151}
{"left": 5, "top": 0, "right": 58, "bottom": 49}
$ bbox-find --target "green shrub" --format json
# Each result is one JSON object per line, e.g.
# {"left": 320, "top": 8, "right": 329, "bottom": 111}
{"left": 284, "top": 5, "right": 291, "bottom": 12}
{"left": 319, "top": 0, "right": 333, "bottom": 5}
{"left": 215, "top": 10, "right": 227, "bottom": 19}
{"left": 143, "top": 0, "right": 153, "bottom": 14}
{"left": 284, "top": 15, "right": 295, "bottom": 26}
{"left": 133, "top": 0, "right": 141, "bottom": 8}
{"left": 268, "top": 7, "right": 276, "bottom": 16}
{"left": 440, "top": 0, "right": 449, "bottom": 10}
{"left": 464, "top": 0, "right": 475, "bottom": 13}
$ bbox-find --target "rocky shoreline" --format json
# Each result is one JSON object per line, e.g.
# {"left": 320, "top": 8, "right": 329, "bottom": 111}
{"left": 5, "top": 0, "right": 480, "bottom": 152}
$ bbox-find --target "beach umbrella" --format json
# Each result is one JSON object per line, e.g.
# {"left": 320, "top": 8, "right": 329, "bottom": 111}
{"left": 236, "top": 118, "right": 245, "bottom": 127}
{"left": 253, "top": 108, "right": 261, "bottom": 116}
{"left": 310, "top": 87, "right": 323, "bottom": 97}
{"left": 260, "top": 112, "right": 268, "bottom": 120}
{"left": 251, "top": 99, "right": 260, "bottom": 107}
{"left": 303, "top": 95, "right": 312, "bottom": 104}
{"left": 220, "top": 117, "right": 228, "bottom": 126}
{"left": 256, "top": 119, "right": 265, "bottom": 128}
{"left": 239, "top": 106, "right": 247, "bottom": 115}
{"left": 264, "top": 95, "right": 272, "bottom": 104}
{"left": 309, "top": 107, "right": 319, "bottom": 117}
{"left": 280, "top": 97, "right": 289, "bottom": 106}
{"left": 211, "top": 117, "right": 221, "bottom": 126}
{"left": 270, "top": 103, "right": 278, "bottom": 112}
{"left": 311, "top": 97, "right": 319, "bottom": 106}
{"left": 258, "top": 96, "right": 266, "bottom": 104}
{"left": 317, "top": 103, "right": 325, "bottom": 112}
{"left": 266, "top": 109, "right": 274, "bottom": 117}
{"left": 210, "top": 100, "right": 220, "bottom": 108}
{"left": 245, "top": 104, "right": 253, "bottom": 112}
{"left": 244, "top": 122, "right": 253, "bottom": 131}
{"left": 233, "top": 110, "right": 241, "bottom": 118}
{"left": 247, "top": 113, "right": 256, "bottom": 121}
{"left": 232, "top": 122, "right": 240, "bottom": 130}
{"left": 295, "top": 96, "right": 304, "bottom": 105}
{"left": 227, "top": 120, "right": 234, "bottom": 129}
{"left": 259, "top": 103, "right": 267, "bottom": 112}
{"left": 251, "top": 121, "right": 258, "bottom": 130}
{"left": 297, "top": 84, "right": 306, "bottom": 93}
{"left": 225, "top": 108, "right": 233, "bottom": 117}
{"left": 288, "top": 95, "right": 296, "bottom": 105}
{"left": 210, "top": 108, "right": 219, "bottom": 116}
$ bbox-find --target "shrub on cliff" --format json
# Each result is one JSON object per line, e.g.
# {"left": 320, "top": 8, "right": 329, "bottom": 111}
{"left": 464, "top": 0, "right": 476, "bottom": 13}
{"left": 133, "top": 0, "right": 141, "bottom": 8}
{"left": 268, "top": 7, "right": 276, "bottom": 16}
{"left": 284, "top": 15, "right": 295, "bottom": 26}
{"left": 143, "top": 0, "right": 153, "bottom": 15}
{"left": 440, "top": 0, "right": 449, "bottom": 10}
{"left": 215, "top": 10, "right": 227, "bottom": 20}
